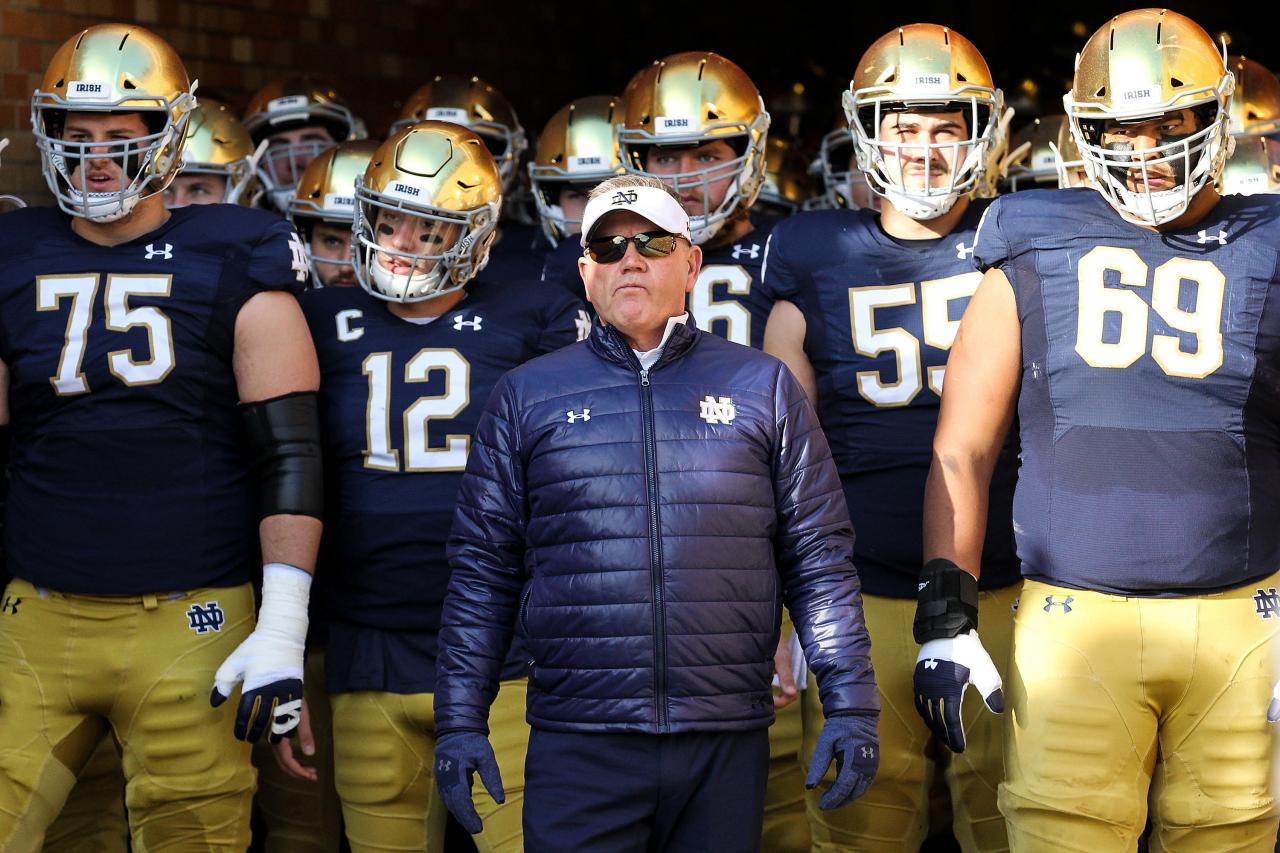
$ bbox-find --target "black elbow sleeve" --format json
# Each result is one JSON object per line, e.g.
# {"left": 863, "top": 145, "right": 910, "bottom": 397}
{"left": 241, "top": 391, "right": 324, "bottom": 520}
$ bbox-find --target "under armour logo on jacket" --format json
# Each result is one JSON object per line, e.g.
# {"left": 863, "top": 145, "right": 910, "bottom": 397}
{"left": 144, "top": 242, "right": 173, "bottom": 260}
{"left": 923, "top": 659, "right": 938, "bottom": 670}
{"left": 438, "top": 758, "right": 452, "bottom": 772}
{"left": 1197, "top": 229, "right": 1228, "bottom": 244}
{"left": 1043, "top": 595, "right": 1073, "bottom": 613}
{"left": 186, "top": 601, "right": 225, "bottom": 633}
{"left": 731, "top": 243, "right": 761, "bottom": 260}
{"left": 861, "top": 746, "right": 875, "bottom": 759}
{"left": 566, "top": 409, "right": 591, "bottom": 423}
{"left": 699, "top": 396, "right": 736, "bottom": 425}
{"left": 955, "top": 241, "right": 974, "bottom": 260}
{"left": 453, "top": 315, "right": 483, "bottom": 331}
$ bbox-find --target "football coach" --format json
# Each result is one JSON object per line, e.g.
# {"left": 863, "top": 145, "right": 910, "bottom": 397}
{"left": 432, "top": 174, "right": 879, "bottom": 852}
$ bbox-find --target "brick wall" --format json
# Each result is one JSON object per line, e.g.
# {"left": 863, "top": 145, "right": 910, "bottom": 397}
{"left": 0, "top": 0, "right": 464, "bottom": 203}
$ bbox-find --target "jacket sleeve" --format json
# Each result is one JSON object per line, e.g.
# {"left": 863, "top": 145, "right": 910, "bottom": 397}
{"left": 770, "top": 362, "right": 879, "bottom": 718}
{"left": 435, "top": 374, "right": 529, "bottom": 735}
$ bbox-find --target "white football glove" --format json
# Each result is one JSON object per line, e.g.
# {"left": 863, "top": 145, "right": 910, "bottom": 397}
{"left": 210, "top": 562, "right": 310, "bottom": 743}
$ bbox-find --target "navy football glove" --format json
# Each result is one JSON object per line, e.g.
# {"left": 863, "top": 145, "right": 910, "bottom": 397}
{"left": 804, "top": 713, "right": 879, "bottom": 809}
{"left": 435, "top": 731, "right": 505, "bottom": 835}
{"left": 912, "top": 559, "right": 1003, "bottom": 753}
{"left": 210, "top": 563, "right": 310, "bottom": 743}
{"left": 914, "top": 630, "right": 1003, "bottom": 753}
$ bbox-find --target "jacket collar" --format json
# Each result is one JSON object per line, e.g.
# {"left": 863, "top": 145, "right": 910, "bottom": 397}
{"left": 588, "top": 313, "right": 701, "bottom": 370}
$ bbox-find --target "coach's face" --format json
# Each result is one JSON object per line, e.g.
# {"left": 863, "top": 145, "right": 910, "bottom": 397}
{"left": 579, "top": 209, "right": 701, "bottom": 351}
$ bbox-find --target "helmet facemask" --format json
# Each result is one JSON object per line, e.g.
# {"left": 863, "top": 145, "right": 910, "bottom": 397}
{"left": 1069, "top": 103, "right": 1232, "bottom": 225}
{"left": 622, "top": 126, "right": 767, "bottom": 245}
{"left": 33, "top": 92, "right": 196, "bottom": 223}
{"left": 845, "top": 91, "right": 998, "bottom": 220}
{"left": 352, "top": 177, "right": 498, "bottom": 304}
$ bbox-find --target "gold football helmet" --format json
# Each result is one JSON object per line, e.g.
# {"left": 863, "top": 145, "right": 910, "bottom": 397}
{"left": 1227, "top": 56, "right": 1280, "bottom": 137}
{"left": 528, "top": 94, "right": 625, "bottom": 246}
{"left": 756, "top": 136, "right": 812, "bottom": 215}
{"left": 391, "top": 75, "right": 527, "bottom": 193}
{"left": 243, "top": 78, "right": 365, "bottom": 210}
{"left": 618, "top": 51, "right": 770, "bottom": 244}
{"left": 1003, "top": 115, "right": 1070, "bottom": 191}
{"left": 845, "top": 24, "right": 1003, "bottom": 219}
{"left": 1219, "top": 135, "right": 1280, "bottom": 195}
{"left": 32, "top": 23, "right": 196, "bottom": 222}
{"left": 289, "top": 139, "right": 379, "bottom": 284}
{"left": 175, "top": 99, "right": 261, "bottom": 206}
{"left": 1064, "top": 9, "right": 1234, "bottom": 225}
{"left": 353, "top": 121, "right": 502, "bottom": 302}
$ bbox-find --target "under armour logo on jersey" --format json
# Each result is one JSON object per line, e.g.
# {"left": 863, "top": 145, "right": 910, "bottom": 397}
{"left": 186, "top": 601, "right": 225, "bottom": 634}
{"left": 1043, "top": 595, "right": 1073, "bottom": 613}
{"left": 144, "top": 242, "right": 173, "bottom": 260}
{"left": 610, "top": 190, "right": 639, "bottom": 205}
{"left": 566, "top": 409, "right": 591, "bottom": 423}
{"left": 1197, "top": 229, "right": 1228, "bottom": 244}
{"left": 574, "top": 309, "right": 592, "bottom": 341}
{"left": 453, "top": 314, "right": 483, "bottom": 331}
{"left": 287, "top": 232, "right": 309, "bottom": 282}
{"left": 731, "top": 243, "right": 761, "bottom": 260}
{"left": 699, "top": 395, "right": 736, "bottom": 425}
{"left": 1254, "top": 587, "right": 1280, "bottom": 619}
{"left": 0, "top": 595, "right": 19, "bottom": 616}
{"left": 955, "top": 241, "right": 974, "bottom": 260}
{"left": 860, "top": 746, "right": 876, "bottom": 759}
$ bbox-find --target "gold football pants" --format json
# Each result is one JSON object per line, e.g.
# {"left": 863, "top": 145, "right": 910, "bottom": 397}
{"left": 331, "top": 678, "right": 529, "bottom": 853}
{"left": 802, "top": 585, "right": 1018, "bottom": 852}
{"left": 42, "top": 730, "right": 128, "bottom": 853}
{"left": 0, "top": 578, "right": 255, "bottom": 852}
{"left": 1001, "top": 577, "right": 1280, "bottom": 852}
{"left": 764, "top": 614, "right": 811, "bottom": 853}
{"left": 252, "top": 647, "right": 341, "bottom": 852}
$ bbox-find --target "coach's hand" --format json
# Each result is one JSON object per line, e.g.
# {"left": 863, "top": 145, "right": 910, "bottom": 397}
{"left": 914, "top": 630, "right": 1003, "bottom": 752}
{"left": 805, "top": 713, "right": 879, "bottom": 809}
{"left": 210, "top": 563, "right": 311, "bottom": 743}
{"left": 911, "top": 558, "right": 1001, "bottom": 753}
{"left": 435, "top": 731, "right": 505, "bottom": 834}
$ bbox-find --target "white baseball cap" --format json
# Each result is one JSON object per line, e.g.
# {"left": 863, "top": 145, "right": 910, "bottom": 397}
{"left": 579, "top": 184, "right": 691, "bottom": 247}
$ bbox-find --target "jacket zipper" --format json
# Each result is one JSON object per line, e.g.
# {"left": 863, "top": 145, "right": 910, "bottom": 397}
{"left": 637, "top": 363, "right": 668, "bottom": 730}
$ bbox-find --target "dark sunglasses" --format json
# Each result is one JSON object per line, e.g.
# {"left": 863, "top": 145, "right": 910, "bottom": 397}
{"left": 584, "top": 230, "right": 684, "bottom": 264}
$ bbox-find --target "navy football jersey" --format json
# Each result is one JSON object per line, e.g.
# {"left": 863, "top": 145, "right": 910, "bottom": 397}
{"left": 484, "top": 221, "right": 551, "bottom": 283}
{"left": 976, "top": 188, "right": 1280, "bottom": 595}
{"left": 541, "top": 236, "right": 589, "bottom": 307}
{"left": 692, "top": 217, "right": 778, "bottom": 349}
{"left": 764, "top": 201, "right": 1020, "bottom": 598}
{"left": 0, "top": 204, "right": 307, "bottom": 594}
{"left": 302, "top": 281, "right": 589, "bottom": 693}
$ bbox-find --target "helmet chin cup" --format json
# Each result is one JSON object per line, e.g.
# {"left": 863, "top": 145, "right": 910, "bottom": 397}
{"left": 881, "top": 186, "right": 960, "bottom": 220}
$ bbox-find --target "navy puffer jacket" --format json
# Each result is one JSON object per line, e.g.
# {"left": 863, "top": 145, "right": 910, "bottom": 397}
{"left": 436, "top": 319, "right": 877, "bottom": 735}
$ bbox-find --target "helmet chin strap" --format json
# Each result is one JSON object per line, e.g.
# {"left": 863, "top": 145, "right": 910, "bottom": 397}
{"left": 881, "top": 185, "right": 961, "bottom": 220}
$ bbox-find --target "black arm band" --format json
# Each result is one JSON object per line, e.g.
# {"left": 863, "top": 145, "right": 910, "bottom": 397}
{"left": 912, "top": 558, "right": 979, "bottom": 643}
{"left": 241, "top": 391, "right": 324, "bottom": 520}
